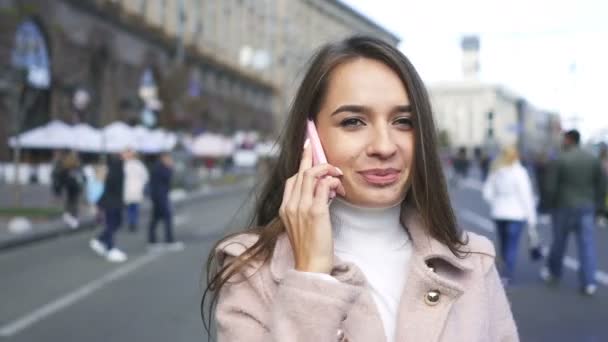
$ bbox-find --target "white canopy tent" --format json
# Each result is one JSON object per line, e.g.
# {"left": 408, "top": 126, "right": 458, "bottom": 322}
{"left": 100, "top": 122, "right": 177, "bottom": 153}
{"left": 72, "top": 123, "right": 103, "bottom": 152}
{"left": 101, "top": 122, "right": 139, "bottom": 153}
{"left": 185, "top": 133, "right": 235, "bottom": 157}
{"left": 137, "top": 128, "right": 178, "bottom": 154}
{"left": 9, "top": 121, "right": 177, "bottom": 153}
{"left": 8, "top": 120, "right": 73, "bottom": 149}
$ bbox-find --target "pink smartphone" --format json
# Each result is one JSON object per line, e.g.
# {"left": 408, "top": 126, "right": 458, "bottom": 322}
{"left": 306, "top": 120, "right": 335, "bottom": 199}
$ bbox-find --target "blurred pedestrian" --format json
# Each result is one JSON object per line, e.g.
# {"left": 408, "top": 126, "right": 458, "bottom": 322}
{"left": 533, "top": 151, "right": 551, "bottom": 214}
{"left": 479, "top": 149, "right": 491, "bottom": 181}
{"left": 85, "top": 163, "right": 106, "bottom": 219}
{"left": 55, "top": 151, "right": 85, "bottom": 229}
{"left": 451, "top": 146, "right": 470, "bottom": 186}
{"left": 483, "top": 146, "right": 538, "bottom": 285}
{"left": 90, "top": 154, "right": 128, "bottom": 263}
{"left": 148, "top": 153, "right": 182, "bottom": 251}
{"left": 50, "top": 150, "right": 66, "bottom": 198}
{"left": 597, "top": 143, "right": 608, "bottom": 227}
{"left": 541, "top": 130, "right": 606, "bottom": 296}
{"left": 123, "top": 148, "right": 149, "bottom": 232}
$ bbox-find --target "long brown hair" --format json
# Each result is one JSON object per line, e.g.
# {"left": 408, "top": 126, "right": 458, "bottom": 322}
{"left": 201, "top": 35, "right": 465, "bottom": 335}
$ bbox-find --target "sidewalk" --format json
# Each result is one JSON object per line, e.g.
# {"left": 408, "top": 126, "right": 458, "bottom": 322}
{"left": 0, "top": 176, "right": 256, "bottom": 252}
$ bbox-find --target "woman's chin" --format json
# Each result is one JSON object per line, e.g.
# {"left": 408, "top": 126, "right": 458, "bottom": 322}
{"left": 343, "top": 190, "right": 405, "bottom": 208}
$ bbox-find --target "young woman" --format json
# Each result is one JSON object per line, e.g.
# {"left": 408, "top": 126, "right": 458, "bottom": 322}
{"left": 202, "top": 36, "right": 518, "bottom": 341}
{"left": 483, "top": 146, "right": 538, "bottom": 285}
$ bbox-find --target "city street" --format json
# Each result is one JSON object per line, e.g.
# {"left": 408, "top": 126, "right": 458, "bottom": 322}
{"left": 1, "top": 178, "right": 607, "bottom": 341}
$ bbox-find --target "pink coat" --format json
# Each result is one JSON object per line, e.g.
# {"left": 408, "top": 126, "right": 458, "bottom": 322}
{"left": 214, "top": 207, "right": 518, "bottom": 341}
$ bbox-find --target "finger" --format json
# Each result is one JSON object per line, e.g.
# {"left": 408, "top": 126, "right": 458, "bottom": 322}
{"left": 314, "top": 176, "right": 343, "bottom": 203}
{"left": 279, "top": 177, "right": 296, "bottom": 224}
{"left": 298, "top": 138, "right": 313, "bottom": 172}
{"left": 300, "top": 164, "right": 343, "bottom": 204}
{"left": 290, "top": 140, "right": 312, "bottom": 207}
{"left": 335, "top": 180, "right": 346, "bottom": 197}
{"left": 282, "top": 176, "right": 296, "bottom": 204}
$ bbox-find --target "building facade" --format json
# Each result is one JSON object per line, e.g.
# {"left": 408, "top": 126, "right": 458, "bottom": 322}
{"left": 430, "top": 82, "right": 561, "bottom": 158}
{"left": 0, "top": 0, "right": 398, "bottom": 160}
{"left": 428, "top": 36, "right": 561, "bottom": 160}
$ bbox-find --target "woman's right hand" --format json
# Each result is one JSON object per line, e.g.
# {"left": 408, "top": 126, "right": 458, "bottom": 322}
{"left": 279, "top": 139, "right": 346, "bottom": 274}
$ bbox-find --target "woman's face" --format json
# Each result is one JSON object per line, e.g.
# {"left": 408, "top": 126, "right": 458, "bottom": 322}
{"left": 316, "top": 58, "right": 415, "bottom": 208}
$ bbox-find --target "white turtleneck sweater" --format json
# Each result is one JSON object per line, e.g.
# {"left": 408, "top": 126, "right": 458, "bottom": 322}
{"left": 328, "top": 197, "right": 412, "bottom": 342}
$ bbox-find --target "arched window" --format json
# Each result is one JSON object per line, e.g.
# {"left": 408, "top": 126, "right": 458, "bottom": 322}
{"left": 12, "top": 19, "right": 51, "bottom": 89}
{"left": 11, "top": 19, "right": 51, "bottom": 130}
{"left": 139, "top": 67, "right": 161, "bottom": 127}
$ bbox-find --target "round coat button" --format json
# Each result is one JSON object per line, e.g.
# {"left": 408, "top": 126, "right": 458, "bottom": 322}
{"left": 425, "top": 290, "right": 441, "bottom": 306}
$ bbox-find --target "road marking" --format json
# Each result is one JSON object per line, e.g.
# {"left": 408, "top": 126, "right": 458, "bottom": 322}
{"left": 0, "top": 252, "right": 169, "bottom": 337}
{"left": 0, "top": 204, "right": 198, "bottom": 337}
{"left": 460, "top": 209, "right": 608, "bottom": 287}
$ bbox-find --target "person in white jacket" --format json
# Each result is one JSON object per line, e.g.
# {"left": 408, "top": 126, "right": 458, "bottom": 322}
{"left": 123, "top": 149, "right": 149, "bottom": 232}
{"left": 483, "top": 146, "right": 538, "bottom": 284}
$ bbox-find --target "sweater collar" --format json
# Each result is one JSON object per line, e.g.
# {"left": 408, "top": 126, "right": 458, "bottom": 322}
{"left": 330, "top": 197, "right": 409, "bottom": 253}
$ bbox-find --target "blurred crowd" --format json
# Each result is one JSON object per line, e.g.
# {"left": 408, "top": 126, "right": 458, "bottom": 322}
{"left": 448, "top": 129, "right": 607, "bottom": 296}
{"left": 51, "top": 149, "right": 181, "bottom": 263}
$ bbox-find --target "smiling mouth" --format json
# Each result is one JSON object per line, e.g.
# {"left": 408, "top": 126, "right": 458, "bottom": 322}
{"left": 357, "top": 169, "right": 401, "bottom": 186}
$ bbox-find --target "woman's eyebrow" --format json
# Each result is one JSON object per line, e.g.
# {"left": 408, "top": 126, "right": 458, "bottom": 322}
{"left": 394, "top": 105, "right": 412, "bottom": 113}
{"left": 330, "top": 104, "right": 368, "bottom": 116}
{"left": 330, "top": 104, "right": 412, "bottom": 116}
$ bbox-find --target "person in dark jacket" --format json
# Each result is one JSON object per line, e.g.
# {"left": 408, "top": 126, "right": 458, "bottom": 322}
{"left": 90, "top": 154, "right": 128, "bottom": 263}
{"left": 541, "top": 130, "right": 606, "bottom": 296}
{"left": 451, "top": 147, "right": 470, "bottom": 187}
{"left": 54, "top": 151, "right": 84, "bottom": 229}
{"left": 148, "top": 153, "right": 182, "bottom": 251}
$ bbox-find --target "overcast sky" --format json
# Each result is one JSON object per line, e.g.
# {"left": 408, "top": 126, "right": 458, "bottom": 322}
{"left": 342, "top": 0, "right": 608, "bottom": 140}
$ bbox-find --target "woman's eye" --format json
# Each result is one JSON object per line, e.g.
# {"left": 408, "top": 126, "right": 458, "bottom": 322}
{"left": 340, "top": 118, "right": 365, "bottom": 127}
{"left": 394, "top": 117, "right": 413, "bottom": 129}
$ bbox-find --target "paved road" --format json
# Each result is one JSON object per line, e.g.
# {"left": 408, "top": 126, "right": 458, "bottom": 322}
{"left": 1, "top": 179, "right": 607, "bottom": 341}
{"left": 0, "top": 187, "right": 255, "bottom": 342}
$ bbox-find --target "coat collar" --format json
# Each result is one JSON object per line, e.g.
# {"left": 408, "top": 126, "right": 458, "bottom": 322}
{"left": 269, "top": 205, "right": 476, "bottom": 286}
{"left": 401, "top": 205, "right": 475, "bottom": 272}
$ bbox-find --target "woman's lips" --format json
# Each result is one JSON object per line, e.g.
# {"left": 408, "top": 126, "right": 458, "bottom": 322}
{"left": 358, "top": 169, "right": 401, "bottom": 185}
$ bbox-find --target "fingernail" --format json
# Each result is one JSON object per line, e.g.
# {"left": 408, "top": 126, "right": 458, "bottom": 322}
{"left": 335, "top": 167, "right": 343, "bottom": 175}
{"left": 303, "top": 138, "right": 310, "bottom": 149}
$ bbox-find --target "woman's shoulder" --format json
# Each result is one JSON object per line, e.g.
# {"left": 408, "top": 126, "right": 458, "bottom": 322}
{"left": 463, "top": 231, "right": 497, "bottom": 273}
{"left": 215, "top": 232, "right": 261, "bottom": 260}
{"left": 214, "top": 232, "right": 269, "bottom": 279}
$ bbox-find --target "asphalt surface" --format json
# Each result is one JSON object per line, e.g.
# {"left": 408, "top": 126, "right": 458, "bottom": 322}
{"left": 1, "top": 178, "right": 607, "bottom": 341}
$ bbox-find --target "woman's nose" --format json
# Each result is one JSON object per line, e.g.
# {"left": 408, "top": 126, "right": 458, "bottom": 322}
{"left": 366, "top": 128, "right": 397, "bottom": 159}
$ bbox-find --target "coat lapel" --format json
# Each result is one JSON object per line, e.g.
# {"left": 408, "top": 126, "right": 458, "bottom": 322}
{"left": 395, "top": 206, "right": 474, "bottom": 341}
